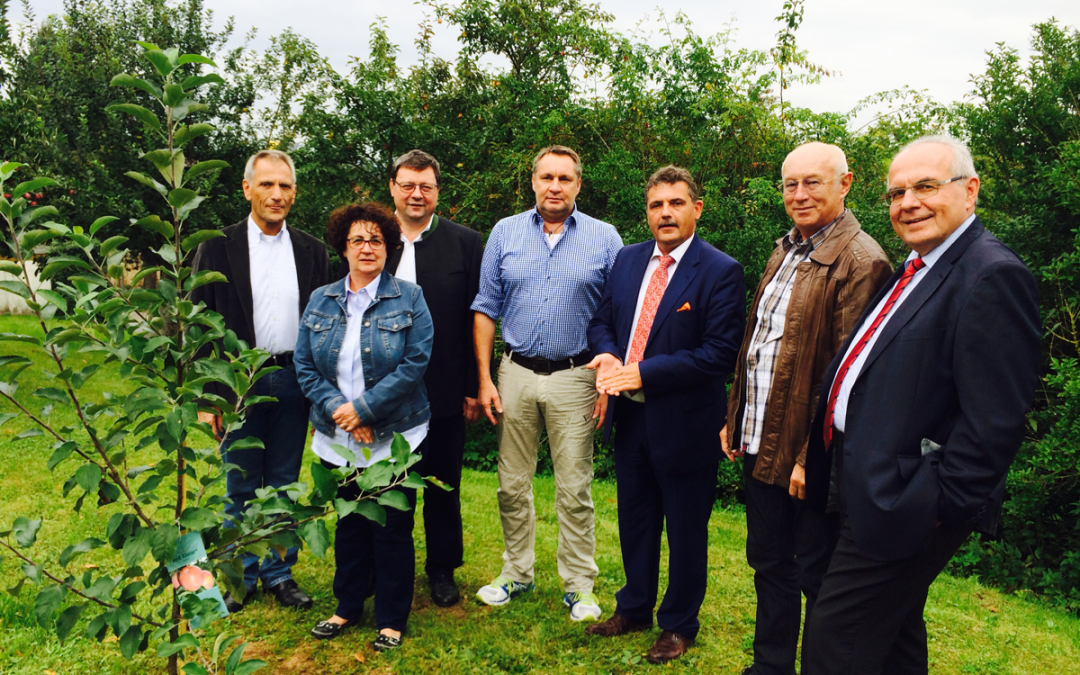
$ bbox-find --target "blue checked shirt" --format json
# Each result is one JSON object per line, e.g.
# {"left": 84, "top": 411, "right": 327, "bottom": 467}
{"left": 471, "top": 207, "right": 622, "bottom": 360}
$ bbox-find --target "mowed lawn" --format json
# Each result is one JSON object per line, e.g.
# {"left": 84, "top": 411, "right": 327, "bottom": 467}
{"left": 1, "top": 314, "right": 1078, "bottom": 674}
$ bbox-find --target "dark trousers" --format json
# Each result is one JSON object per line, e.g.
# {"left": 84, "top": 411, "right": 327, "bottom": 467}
{"left": 743, "top": 453, "right": 840, "bottom": 675}
{"left": 325, "top": 440, "right": 425, "bottom": 633}
{"left": 802, "top": 433, "right": 972, "bottom": 674}
{"left": 612, "top": 401, "right": 719, "bottom": 639}
{"left": 419, "top": 415, "right": 465, "bottom": 576}
{"left": 222, "top": 367, "right": 308, "bottom": 591}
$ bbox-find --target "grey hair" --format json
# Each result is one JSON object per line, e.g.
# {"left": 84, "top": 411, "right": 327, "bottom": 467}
{"left": 896, "top": 135, "right": 978, "bottom": 179}
{"left": 781, "top": 141, "right": 849, "bottom": 178}
{"left": 244, "top": 150, "right": 297, "bottom": 184}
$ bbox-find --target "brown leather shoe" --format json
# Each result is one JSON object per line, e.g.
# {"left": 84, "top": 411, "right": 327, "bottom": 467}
{"left": 584, "top": 612, "right": 651, "bottom": 636}
{"left": 645, "top": 630, "right": 694, "bottom": 663}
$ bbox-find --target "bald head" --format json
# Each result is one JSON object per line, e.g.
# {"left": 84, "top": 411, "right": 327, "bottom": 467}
{"left": 780, "top": 142, "right": 853, "bottom": 238}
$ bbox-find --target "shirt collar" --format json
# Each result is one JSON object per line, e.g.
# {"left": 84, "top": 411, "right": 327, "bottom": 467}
{"left": 247, "top": 215, "right": 290, "bottom": 246}
{"left": 397, "top": 213, "right": 435, "bottom": 242}
{"left": 782, "top": 208, "right": 844, "bottom": 253}
{"left": 345, "top": 273, "right": 382, "bottom": 303}
{"left": 531, "top": 206, "right": 578, "bottom": 230}
{"left": 651, "top": 233, "right": 695, "bottom": 263}
{"left": 905, "top": 213, "right": 977, "bottom": 269}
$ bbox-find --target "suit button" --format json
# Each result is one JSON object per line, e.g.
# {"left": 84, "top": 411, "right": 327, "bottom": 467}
{"left": 365, "top": 347, "right": 371, "bottom": 353}
{"left": 393, "top": 324, "right": 398, "bottom": 329}
{"left": 364, "top": 321, "right": 370, "bottom": 327}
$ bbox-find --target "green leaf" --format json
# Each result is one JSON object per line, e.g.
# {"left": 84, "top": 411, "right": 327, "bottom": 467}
{"left": 151, "top": 525, "right": 179, "bottom": 564}
{"left": 11, "top": 177, "right": 56, "bottom": 200}
{"left": 182, "top": 664, "right": 210, "bottom": 675}
{"left": 377, "top": 490, "right": 411, "bottom": 512}
{"left": 36, "top": 289, "right": 67, "bottom": 310}
{"left": 0, "top": 412, "right": 19, "bottom": 428}
{"left": 13, "top": 428, "right": 44, "bottom": 441}
{"left": 391, "top": 432, "right": 412, "bottom": 471}
{"left": 0, "top": 279, "right": 30, "bottom": 299}
{"left": 47, "top": 441, "right": 78, "bottom": 471}
{"left": 55, "top": 603, "right": 86, "bottom": 643}
{"left": 120, "top": 625, "right": 144, "bottom": 658}
{"left": 222, "top": 436, "right": 262, "bottom": 451}
{"left": 333, "top": 497, "right": 359, "bottom": 519}
{"left": 131, "top": 266, "right": 165, "bottom": 286}
{"left": 188, "top": 270, "right": 228, "bottom": 292}
{"left": 19, "top": 228, "right": 57, "bottom": 249}
{"left": 175, "top": 122, "right": 214, "bottom": 147}
{"left": 310, "top": 462, "right": 338, "bottom": 505}
{"left": 297, "top": 520, "right": 330, "bottom": 558}
{"left": 178, "top": 54, "right": 218, "bottom": 67}
{"left": 18, "top": 204, "right": 60, "bottom": 226}
{"left": 89, "top": 215, "right": 119, "bottom": 236}
{"left": 157, "top": 632, "right": 199, "bottom": 658}
{"left": 40, "top": 255, "right": 93, "bottom": 280}
{"left": 163, "top": 83, "right": 186, "bottom": 107}
{"left": 126, "top": 172, "right": 168, "bottom": 198}
{"left": 34, "top": 585, "right": 66, "bottom": 626}
{"left": 59, "top": 537, "right": 104, "bottom": 567}
{"left": 184, "top": 160, "right": 229, "bottom": 185}
{"left": 121, "top": 527, "right": 152, "bottom": 566}
{"left": 0, "top": 331, "right": 39, "bottom": 344}
{"left": 106, "top": 103, "right": 161, "bottom": 131}
{"left": 13, "top": 516, "right": 42, "bottom": 547}
{"left": 167, "top": 188, "right": 199, "bottom": 210}
{"left": 143, "top": 50, "right": 175, "bottom": 79}
{"left": 134, "top": 215, "right": 174, "bottom": 239}
{"left": 110, "top": 73, "right": 162, "bottom": 99}
{"left": 225, "top": 642, "right": 248, "bottom": 673}
{"left": 181, "top": 229, "right": 225, "bottom": 252}
{"left": 34, "top": 387, "right": 69, "bottom": 404}
{"left": 74, "top": 463, "right": 103, "bottom": 493}
{"left": 1, "top": 161, "right": 24, "bottom": 177}
{"left": 353, "top": 500, "right": 386, "bottom": 527}
{"left": 179, "top": 507, "right": 219, "bottom": 531}
{"left": 0, "top": 261, "right": 23, "bottom": 275}
{"left": 233, "top": 660, "right": 268, "bottom": 675}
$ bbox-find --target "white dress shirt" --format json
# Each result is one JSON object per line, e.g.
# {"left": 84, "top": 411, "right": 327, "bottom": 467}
{"left": 625, "top": 234, "right": 695, "bottom": 356}
{"left": 247, "top": 217, "right": 300, "bottom": 355}
{"left": 833, "top": 214, "right": 976, "bottom": 432}
{"left": 312, "top": 274, "right": 429, "bottom": 468}
{"left": 394, "top": 215, "right": 434, "bottom": 284}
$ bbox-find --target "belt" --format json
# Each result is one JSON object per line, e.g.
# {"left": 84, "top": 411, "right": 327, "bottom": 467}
{"left": 504, "top": 346, "right": 592, "bottom": 375}
{"left": 267, "top": 352, "right": 294, "bottom": 368}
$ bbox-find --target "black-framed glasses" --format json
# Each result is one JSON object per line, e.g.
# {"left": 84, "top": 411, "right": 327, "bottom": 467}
{"left": 778, "top": 175, "right": 839, "bottom": 194}
{"left": 347, "top": 236, "right": 385, "bottom": 250}
{"left": 883, "top": 176, "right": 966, "bottom": 205}
{"left": 393, "top": 180, "right": 438, "bottom": 195}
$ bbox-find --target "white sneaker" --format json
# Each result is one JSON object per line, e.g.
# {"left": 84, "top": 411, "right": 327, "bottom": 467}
{"left": 564, "top": 591, "right": 602, "bottom": 622}
{"left": 475, "top": 576, "right": 534, "bottom": 606}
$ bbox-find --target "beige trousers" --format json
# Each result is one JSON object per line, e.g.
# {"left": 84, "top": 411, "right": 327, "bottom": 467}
{"left": 495, "top": 354, "right": 599, "bottom": 592}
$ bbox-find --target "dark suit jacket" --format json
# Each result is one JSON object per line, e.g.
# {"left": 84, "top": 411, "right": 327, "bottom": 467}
{"left": 191, "top": 219, "right": 332, "bottom": 398}
{"left": 805, "top": 217, "right": 1041, "bottom": 561}
{"left": 337, "top": 216, "right": 482, "bottom": 420}
{"left": 588, "top": 236, "right": 745, "bottom": 470}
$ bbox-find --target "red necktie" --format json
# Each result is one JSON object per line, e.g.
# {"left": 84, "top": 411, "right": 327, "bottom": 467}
{"left": 627, "top": 255, "right": 675, "bottom": 365}
{"left": 823, "top": 258, "right": 925, "bottom": 447}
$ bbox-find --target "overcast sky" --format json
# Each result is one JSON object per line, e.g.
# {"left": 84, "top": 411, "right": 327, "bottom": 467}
{"left": 18, "top": 0, "right": 1080, "bottom": 123}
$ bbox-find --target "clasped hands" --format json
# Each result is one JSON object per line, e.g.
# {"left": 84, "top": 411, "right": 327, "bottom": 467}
{"left": 332, "top": 402, "right": 374, "bottom": 444}
{"left": 586, "top": 353, "right": 641, "bottom": 396}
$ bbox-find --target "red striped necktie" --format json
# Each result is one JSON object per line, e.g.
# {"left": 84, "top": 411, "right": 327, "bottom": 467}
{"left": 823, "top": 257, "right": 926, "bottom": 447}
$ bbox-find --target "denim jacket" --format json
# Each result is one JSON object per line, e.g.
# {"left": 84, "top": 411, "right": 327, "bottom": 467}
{"left": 294, "top": 271, "right": 433, "bottom": 443}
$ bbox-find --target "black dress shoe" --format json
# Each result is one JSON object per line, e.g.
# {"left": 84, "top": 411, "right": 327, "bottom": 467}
{"left": 429, "top": 572, "right": 460, "bottom": 607}
{"left": 222, "top": 588, "right": 255, "bottom": 614}
{"left": 267, "top": 579, "right": 313, "bottom": 609}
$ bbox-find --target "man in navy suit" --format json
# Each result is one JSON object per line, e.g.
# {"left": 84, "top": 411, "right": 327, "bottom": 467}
{"left": 584, "top": 165, "right": 745, "bottom": 663}
{"left": 801, "top": 136, "right": 1041, "bottom": 674}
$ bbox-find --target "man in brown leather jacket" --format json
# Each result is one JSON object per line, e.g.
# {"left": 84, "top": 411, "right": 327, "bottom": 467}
{"left": 721, "top": 142, "right": 892, "bottom": 675}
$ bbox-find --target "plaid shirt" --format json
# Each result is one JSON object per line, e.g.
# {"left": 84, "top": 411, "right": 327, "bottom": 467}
{"left": 739, "top": 211, "right": 843, "bottom": 455}
{"left": 471, "top": 207, "right": 622, "bottom": 360}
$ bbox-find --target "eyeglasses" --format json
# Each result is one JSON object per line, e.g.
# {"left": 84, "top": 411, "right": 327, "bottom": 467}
{"left": 347, "top": 237, "right": 385, "bottom": 250}
{"left": 393, "top": 180, "right": 438, "bottom": 195}
{"left": 778, "top": 176, "right": 839, "bottom": 194}
{"left": 883, "top": 176, "right": 966, "bottom": 205}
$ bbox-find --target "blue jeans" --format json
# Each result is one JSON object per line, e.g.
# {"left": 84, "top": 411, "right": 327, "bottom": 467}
{"left": 222, "top": 366, "right": 308, "bottom": 591}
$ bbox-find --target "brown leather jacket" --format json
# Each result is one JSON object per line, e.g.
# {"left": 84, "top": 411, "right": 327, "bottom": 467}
{"left": 725, "top": 211, "right": 892, "bottom": 488}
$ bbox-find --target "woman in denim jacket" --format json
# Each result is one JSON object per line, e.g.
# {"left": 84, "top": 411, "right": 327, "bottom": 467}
{"left": 294, "top": 202, "right": 433, "bottom": 651}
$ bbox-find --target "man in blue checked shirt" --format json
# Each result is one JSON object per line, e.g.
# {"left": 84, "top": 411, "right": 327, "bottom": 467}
{"left": 471, "top": 145, "right": 623, "bottom": 622}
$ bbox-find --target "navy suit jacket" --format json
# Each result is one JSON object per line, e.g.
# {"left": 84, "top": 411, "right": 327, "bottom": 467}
{"left": 588, "top": 235, "right": 745, "bottom": 470}
{"left": 805, "top": 218, "right": 1041, "bottom": 561}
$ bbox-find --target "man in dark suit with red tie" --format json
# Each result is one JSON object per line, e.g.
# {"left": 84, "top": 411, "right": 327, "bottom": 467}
{"left": 801, "top": 135, "right": 1041, "bottom": 674}
{"left": 584, "top": 165, "right": 745, "bottom": 663}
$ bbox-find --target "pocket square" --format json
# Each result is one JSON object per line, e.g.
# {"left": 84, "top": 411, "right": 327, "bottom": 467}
{"left": 677, "top": 302, "right": 691, "bottom": 312}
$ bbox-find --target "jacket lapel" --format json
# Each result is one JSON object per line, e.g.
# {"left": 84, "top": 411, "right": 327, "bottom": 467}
{"left": 224, "top": 220, "right": 255, "bottom": 339}
{"left": 618, "top": 244, "right": 653, "bottom": 351}
{"left": 290, "top": 227, "right": 315, "bottom": 312}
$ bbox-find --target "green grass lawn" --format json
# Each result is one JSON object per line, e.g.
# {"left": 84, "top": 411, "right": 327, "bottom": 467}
{"left": 1, "top": 312, "right": 1079, "bottom": 674}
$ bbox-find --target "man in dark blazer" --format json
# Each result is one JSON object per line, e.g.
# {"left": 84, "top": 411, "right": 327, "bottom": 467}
{"left": 383, "top": 149, "right": 482, "bottom": 606}
{"left": 192, "top": 150, "right": 331, "bottom": 612}
{"left": 801, "top": 136, "right": 1041, "bottom": 674}
{"left": 584, "top": 166, "right": 744, "bottom": 663}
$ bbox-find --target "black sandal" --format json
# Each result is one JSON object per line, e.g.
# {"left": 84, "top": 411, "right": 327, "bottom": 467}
{"left": 311, "top": 620, "right": 349, "bottom": 640}
{"left": 373, "top": 632, "right": 402, "bottom": 651}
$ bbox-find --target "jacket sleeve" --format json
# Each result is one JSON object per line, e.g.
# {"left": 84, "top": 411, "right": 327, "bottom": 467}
{"left": 294, "top": 299, "right": 348, "bottom": 419}
{"left": 639, "top": 258, "right": 746, "bottom": 394}
{"left": 937, "top": 259, "right": 1040, "bottom": 526}
{"left": 587, "top": 248, "right": 625, "bottom": 360}
{"left": 464, "top": 230, "right": 483, "bottom": 398}
{"left": 354, "top": 286, "right": 435, "bottom": 428}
